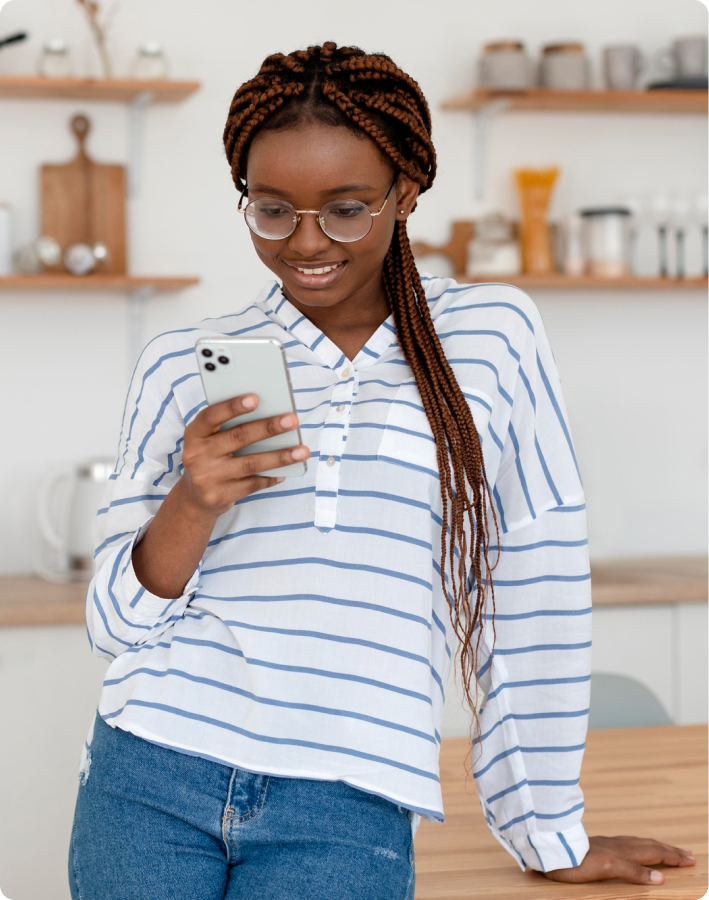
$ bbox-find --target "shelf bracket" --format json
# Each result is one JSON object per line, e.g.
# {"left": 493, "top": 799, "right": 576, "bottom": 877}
{"left": 472, "top": 98, "right": 511, "bottom": 202}
{"left": 128, "top": 90, "right": 156, "bottom": 199}
{"left": 128, "top": 285, "right": 155, "bottom": 380}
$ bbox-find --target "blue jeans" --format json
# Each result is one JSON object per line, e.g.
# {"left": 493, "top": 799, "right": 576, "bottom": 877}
{"left": 69, "top": 710, "right": 416, "bottom": 899}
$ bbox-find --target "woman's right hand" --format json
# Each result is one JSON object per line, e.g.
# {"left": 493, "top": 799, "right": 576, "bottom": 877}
{"left": 180, "top": 393, "right": 307, "bottom": 518}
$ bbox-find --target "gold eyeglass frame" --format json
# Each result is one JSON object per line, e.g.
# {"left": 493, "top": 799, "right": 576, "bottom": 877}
{"left": 237, "top": 175, "right": 399, "bottom": 242}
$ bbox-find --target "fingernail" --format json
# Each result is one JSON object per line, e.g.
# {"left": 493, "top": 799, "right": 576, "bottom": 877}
{"left": 650, "top": 871, "right": 663, "bottom": 883}
{"left": 291, "top": 447, "right": 308, "bottom": 459}
{"left": 280, "top": 414, "right": 295, "bottom": 427}
{"left": 243, "top": 395, "right": 256, "bottom": 408}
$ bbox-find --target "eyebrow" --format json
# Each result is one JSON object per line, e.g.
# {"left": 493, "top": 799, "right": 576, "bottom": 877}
{"left": 248, "top": 182, "right": 376, "bottom": 196}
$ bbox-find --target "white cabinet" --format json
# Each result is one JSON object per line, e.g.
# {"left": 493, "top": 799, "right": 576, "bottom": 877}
{"left": 442, "top": 601, "right": 708, "bottom": 737}
{"left": 0, "top": 625, "right": 108, "bottom": 900}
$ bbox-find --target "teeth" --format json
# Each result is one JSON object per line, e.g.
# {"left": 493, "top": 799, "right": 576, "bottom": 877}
{"left": 294, "top": 263, "right": 342, "bottom": 275}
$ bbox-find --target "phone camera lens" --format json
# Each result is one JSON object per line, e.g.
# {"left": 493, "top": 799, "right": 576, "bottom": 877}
{"left": 205, "top": 362, "right": 216, "bottom": 371}
{"left": 201, "top": 348, "right": 213, "bottom": 358}
{"left": 218, "top": 355, "right": 230, "bottom": 365}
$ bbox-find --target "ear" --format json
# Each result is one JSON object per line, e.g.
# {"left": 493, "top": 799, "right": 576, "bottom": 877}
{"left": 395, "top": 175, "right": 421, "bottom": 221}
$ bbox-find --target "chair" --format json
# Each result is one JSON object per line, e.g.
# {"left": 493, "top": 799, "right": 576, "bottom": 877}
{"left": 588, "top": 672, "right": 673, "bottom": 729}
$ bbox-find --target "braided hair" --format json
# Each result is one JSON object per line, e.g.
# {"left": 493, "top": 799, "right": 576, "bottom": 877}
{"left": 223, "top": 41, "right": 500, "bottom": 769}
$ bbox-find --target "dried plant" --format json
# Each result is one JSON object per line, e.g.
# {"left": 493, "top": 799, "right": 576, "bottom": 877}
{"left": 75, "top": 0, "right": 121, "bottom": 79}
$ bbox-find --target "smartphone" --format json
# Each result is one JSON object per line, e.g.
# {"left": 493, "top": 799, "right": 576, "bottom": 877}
{"left": 195, "top": 336, "right": 307, "bottom": 478}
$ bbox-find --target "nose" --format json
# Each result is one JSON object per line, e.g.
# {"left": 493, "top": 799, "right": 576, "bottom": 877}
{"left": 286, "top": 211, "right": 333, "bottom": 256}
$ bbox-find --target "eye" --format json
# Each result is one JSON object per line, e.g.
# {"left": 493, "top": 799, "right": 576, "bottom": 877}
{"left": 257, "top": 202, "right": 292, "bottom": 218}
{"left": 328, "top": 202, "right": 367, "bottom": 219}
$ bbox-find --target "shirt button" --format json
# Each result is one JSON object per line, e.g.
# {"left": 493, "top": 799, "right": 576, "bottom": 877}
{"left": 326, "top": 456, "right": 336, "bottom": 466}
{"left": 341, "top": 368, "right": 350, "bottom": 379}
{"left": 336, "top": 404, "right": 345, "bottom": 412}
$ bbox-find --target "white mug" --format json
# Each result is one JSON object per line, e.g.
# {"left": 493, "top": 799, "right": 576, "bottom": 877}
{"left": 603, "top": 45, "right": 643, "bottom": 90}
{"left": 656, "top": 36, "right": 708, "bottom": 79}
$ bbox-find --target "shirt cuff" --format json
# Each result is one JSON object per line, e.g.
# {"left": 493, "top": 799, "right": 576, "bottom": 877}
{"left": 120, "top": 515, "right": 203, "bottom": 622}
{"left": 511, "top": 821, "right": 590, "bottom": 873}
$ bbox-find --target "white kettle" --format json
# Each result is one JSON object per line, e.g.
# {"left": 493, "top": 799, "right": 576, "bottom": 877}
{"left": 35, "top": 457, "right": 115, "bottom": 583}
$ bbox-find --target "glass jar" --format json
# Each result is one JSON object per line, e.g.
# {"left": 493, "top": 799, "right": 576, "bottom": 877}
{"left": 37, "top": 39, "right": 74, "bottom": 78}
{"left": 131, "top": 42, "right": 169, "bottom": 80}
{"left": 466, "top": 213, "right": 521, "bottom": 276}
{"left": 579, "top": 207, "right": 632, "bottom": 277}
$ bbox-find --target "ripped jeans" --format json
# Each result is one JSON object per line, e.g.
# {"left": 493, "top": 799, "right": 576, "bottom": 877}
{"left": 69, "top": 710, "right": 416, "bottom": 899}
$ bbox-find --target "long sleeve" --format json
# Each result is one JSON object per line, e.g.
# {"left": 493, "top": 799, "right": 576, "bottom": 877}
{"left": 470, "top": 292, "right": 592, "bottom": 874}
{"left": 86, "top": 334, "right": 203, "bottom": 662}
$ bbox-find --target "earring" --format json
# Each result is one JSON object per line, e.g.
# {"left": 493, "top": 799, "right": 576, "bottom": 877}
{"left": 399, "top": 209, "right": 406, "bottom": 214}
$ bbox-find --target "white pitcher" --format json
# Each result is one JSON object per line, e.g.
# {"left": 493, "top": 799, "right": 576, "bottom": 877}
{"left": 35, "top": 458, "right": 114, "bottom": 583}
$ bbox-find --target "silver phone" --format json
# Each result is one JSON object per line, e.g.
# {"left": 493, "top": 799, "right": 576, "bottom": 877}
{"left": 195, "top": 336, "right": 307, "bottom": 478}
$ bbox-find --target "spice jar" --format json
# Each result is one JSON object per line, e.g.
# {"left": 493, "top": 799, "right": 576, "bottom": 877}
{"left": 579, "top": 207, "right": 632, "bottom": 277}
{"left": 131, "top": 42, "right": 169, "bottom": 79}
{"left": 479, "top": 41, "right": 532, "bottom": 89}
{"left": 37, "top": 39, "right": 74, "bottom": 78}
{"left": 466, "top": 214, "right": 521, "bottom": 276}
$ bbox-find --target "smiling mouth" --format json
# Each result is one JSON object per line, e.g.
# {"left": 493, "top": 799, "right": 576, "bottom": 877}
{"left": 286, "top": 261, "right": 346, "bottom": 275}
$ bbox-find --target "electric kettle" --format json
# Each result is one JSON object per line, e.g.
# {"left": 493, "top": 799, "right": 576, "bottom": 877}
{"left": 34, "top": 457, "right": 114, "bottom": 583}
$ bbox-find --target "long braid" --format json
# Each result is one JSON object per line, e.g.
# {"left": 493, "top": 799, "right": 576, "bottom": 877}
{"left": 222, "top": 42, "right": 501, "bottom": 773}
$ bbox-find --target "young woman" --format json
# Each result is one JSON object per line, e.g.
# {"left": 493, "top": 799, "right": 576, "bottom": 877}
{"left": 68, "top": 41, "right": 695, "bottom": 900}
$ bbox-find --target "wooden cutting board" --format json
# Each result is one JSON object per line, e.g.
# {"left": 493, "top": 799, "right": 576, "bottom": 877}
{"left": 41, "top": 114, "right": 127, "bottom": 274}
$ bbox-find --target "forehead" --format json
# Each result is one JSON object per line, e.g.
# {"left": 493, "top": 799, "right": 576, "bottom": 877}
{"left": 246, "top": 121, "right": 393, "bottom": 193}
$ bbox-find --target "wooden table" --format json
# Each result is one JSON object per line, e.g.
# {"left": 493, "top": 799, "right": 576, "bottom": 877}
{"left": 414, "top": 724, "right": 707, "bottom": 898}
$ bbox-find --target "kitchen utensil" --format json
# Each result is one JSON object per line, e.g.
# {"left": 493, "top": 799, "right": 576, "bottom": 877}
{"left": 670, "top": 195, "right": 691, "bottom": 279}
{"left": 41, "top": 114, "right": 127, "bottom": 274}
{"left": 466, "top": 213, "right": 521, "bottom": 275}
{"left": 410, "top": 221, "right": 474, "bottom": 276}
{"left": 649, "top": 195, "right": 671, "bottom": 277}
{"left": 514, "top": 167, "right": 560, "bottom": 274}
{"left": 540, "top": 43, "right": 589, "bottom": 90}
{"left": 479, "top": 41, "right": 532, "bottom": 89}
{"left": 37, "top": 38, "right": 74, "bottom": 78}
{"left": 695, "top": 194, "right": 708, "bottom": 278}
{"left": 36, "top": 235, "right": 62, "bottom": 269}
{"left": 579, "top": 207, "right": 632, "bottom": 278}
{"left": 0, "top": 204, "right": 12, "bottom": 275}
{"left": 0, "top": 31, "right": 28, "bottom": 51}
{"left": 34, "top": 458, "right": 114, "bottom": 582}
{"left": 132, "top": 41, "right": 169, "bottom": 79}
{"left": 655, "top": 36, "right": 708, "bottom": 79}
{"left": 603, "top": 45, "right": 644, "bottom": 90}
{"left": 64, "top": 242, "right": 97, "bottom": 275}
{"left": 646, "top": 75, "right": 708, "bottom": 89}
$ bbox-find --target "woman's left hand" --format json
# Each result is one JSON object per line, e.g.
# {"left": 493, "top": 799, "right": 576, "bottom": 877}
{"left": 541, "top": 835, "right": 696, "bottom": 885}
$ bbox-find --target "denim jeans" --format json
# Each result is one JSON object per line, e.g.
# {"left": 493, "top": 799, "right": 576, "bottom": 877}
{"left": 69, "top": 710, "right": 416, "bottom": 899}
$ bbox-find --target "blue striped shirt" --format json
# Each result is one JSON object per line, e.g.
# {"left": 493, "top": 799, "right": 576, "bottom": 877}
{"left": 80, "top": 273, "right": 592, "bottom": 874}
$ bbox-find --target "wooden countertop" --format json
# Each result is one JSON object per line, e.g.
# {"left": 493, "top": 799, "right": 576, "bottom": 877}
{"left": 418, "top": 723, "right": 707, "bottom": 898}
{"left": 0, "top": 554, "right": 706, "bottom": 627}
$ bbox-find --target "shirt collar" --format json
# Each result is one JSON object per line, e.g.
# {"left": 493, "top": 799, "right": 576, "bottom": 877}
{"left": 254, "top": 280, "right": 399, "bottom": 371}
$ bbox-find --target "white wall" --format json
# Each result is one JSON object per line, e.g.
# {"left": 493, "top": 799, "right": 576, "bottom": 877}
{"left": 0, "top": 0, "right": 707, "bottom": 574}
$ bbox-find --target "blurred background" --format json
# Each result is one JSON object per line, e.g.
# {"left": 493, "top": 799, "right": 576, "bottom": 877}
{"left": 0, "top": 0, "right": 706, "bottom": 897}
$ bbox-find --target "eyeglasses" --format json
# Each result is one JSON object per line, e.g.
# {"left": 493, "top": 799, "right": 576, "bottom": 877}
{"left": 237, "top": 176, "right": 398, "bottom": 243}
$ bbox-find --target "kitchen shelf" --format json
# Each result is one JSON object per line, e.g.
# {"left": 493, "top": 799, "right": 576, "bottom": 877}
{"left": 441, "top": 87, "right": 707, "bottom": 200}
{"left": 0, "top": 274, "right": 200, "bottom": 292}
{"left": 442, "top": 87, "right": 708, "bottom": 114}
{"left": 0, "top": 75, "right": 201, "bottom": 103}
{"left": 0, "top": 555, "right": 705, "bottom": 627}
{"left": 456, "top": 273, "right": 709, "bottom": 290}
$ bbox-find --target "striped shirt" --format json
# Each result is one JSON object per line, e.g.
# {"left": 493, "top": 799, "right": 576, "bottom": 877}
{"left": 81, "top": 273, "right": 592, "bottom": 875}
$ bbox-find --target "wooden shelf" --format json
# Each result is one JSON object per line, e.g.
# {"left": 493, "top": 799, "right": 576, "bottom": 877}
{"left": 0, "top": 555, "right": 705, "bottom": 627}
{"left": 0, "top": 274, "right": 200, "bottom": 292}
{"left": 456, "top": 273, "right": 709, "bottom": 290}
{"left": 442, "top": 87, "right": 708, "bottom": 114}
{"left": 0, "top": 75, "right": 201, "bottom": 103}
{"left": 590, "top": 555, "right": 708, "bottom": 607}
